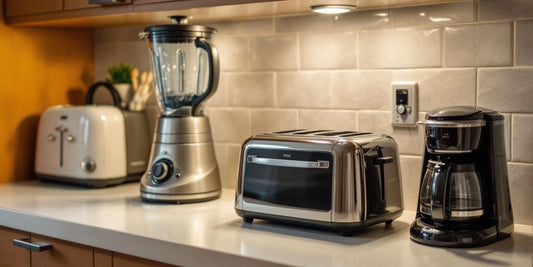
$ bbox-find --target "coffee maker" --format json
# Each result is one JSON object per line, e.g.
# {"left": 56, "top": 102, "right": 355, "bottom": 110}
{"left": 410, "top": 106, "right": 513, "bottom": 247}
{"left": 138, "top": 16, "right": 222, "bottom": 203}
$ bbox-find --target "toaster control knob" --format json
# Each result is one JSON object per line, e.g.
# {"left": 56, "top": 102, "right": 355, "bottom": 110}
{"left": 66, "top": 135, "right": 75, "bottom": 142}
{"left": 81, "top": 158, "right": 97, "bottom": 173}
{"left": 151, "top": 159, "right": 173, "bottom": 184}
{"left": 48, "top": 135, "right": 56, "bottom": 142}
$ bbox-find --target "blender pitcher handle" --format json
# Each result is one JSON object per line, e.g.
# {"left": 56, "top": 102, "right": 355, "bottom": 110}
{"left": 192, "top": 37, "right": 220, "bottom": 116}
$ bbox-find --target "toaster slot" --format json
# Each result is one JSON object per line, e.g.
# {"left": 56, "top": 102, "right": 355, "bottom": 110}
{"left": 291, "top": 130, "right": 330, "bottom": 135}
{"left": 247, "top": 155, "right": 329, "bottom": 169}
{"left": 315, "top": 131, "right": 356, "bottom": 136}
{"left": 272, "top": 129, "right": 305, "bottom": 134}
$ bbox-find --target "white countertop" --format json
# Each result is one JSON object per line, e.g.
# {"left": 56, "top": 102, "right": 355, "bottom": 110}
{"left": 0, "top": 180, "right": 531, "bottom": 267}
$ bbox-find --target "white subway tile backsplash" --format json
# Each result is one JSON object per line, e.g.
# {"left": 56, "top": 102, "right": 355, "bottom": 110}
{"left": 298, "top": 110, "right": 357, "bottom": 131}
{"left": 216, "top": 36, "right": 251, "bottom": 71}
{"left": 478, "top": 68, "right": 533, "bottom": 113}
{"left": 275, "top": 10, "right": 390, "bottom": 33}
{"left": 227, "top": 72, "right": 275, "bottom": 107}
{"left": 331, "top": 70, "right": 392, "bottom": 110}
{"left": 251, "top": 109, "right": 298, "bottom": 134}
{"left": 444, "top": 23, "right": 512, "bottom": 67}
{"left": 209, "top": 18, "right": 274, "bottom": 36}
{"left": 511, "top": 114, "right": 533, "bottom": 163}
{"left": 207, "top": 74, "right": 227, "bottom": 107}
{"left": 359, "top": 28, "right": 441, "bottom": 69}
{"left": 251, "top": 35, "right": 298, "bottom": 71}
{"left": 207, "top": 108, "right": 251, "bottom": 143}
{"left": 358, "top": 111, "right": 425, "bottom": 155}
{"left": 299, "top": 32, "right": 357, "bottom": 70}
{"left": 479, "top": 0, "right": 533, "bottom": 21}
{"left": 391, "top": 68, "right": 476, "bottom": 111}
{"left": 507, "top": 163, "right": 533, "bottom": 225}
{"left": 516, "top": 20, "right": 533, "bottom": 66}
{"left": 277, "top": 71, "right": 331, "bottom": 108}
{"left": 399, "top": 156, "right": 423, "bottom": 211}
{"left": 391, "top": 2, "right": 474, "bottom": 27}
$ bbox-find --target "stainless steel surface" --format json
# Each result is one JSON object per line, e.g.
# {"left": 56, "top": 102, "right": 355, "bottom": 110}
{"left": 418, "top": 119, "right": 486, "bottom": 127}
{"left": 140, "top": 116, "right": 221, "bottom": 202}
{"left": 155, "top": 132, "right": 212, "bottom": 144}
{"left": 247, "top": 155, "right": 330, "bottom": 169}
{"left": 236, "top": 130, "right": 403, "bottom": 228}
{"left": 156, "top": 116, "right": 212, "bottom": 134}
{"left": 123, "top": 111, "right": 150, "bottom": 175}
{"left": 13, "top": 238, "right": 53, "bottom": 252}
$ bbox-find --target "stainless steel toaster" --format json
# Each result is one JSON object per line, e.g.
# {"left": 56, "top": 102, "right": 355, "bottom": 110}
{"left": 235, "top": 129, "right": 404, "bottom": 235}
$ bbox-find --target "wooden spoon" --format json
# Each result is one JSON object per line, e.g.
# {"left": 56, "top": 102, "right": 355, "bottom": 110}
{"left": 131, "top": 68, "right": 139, "bottom": 93}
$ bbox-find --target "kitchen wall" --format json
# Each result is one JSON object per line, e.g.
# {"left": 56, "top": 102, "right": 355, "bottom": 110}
{"left": 0, "top": 0, "right": 94, "bottom": 183}
{"left": 94, "top": 0, "right": 533, "bottom": 225}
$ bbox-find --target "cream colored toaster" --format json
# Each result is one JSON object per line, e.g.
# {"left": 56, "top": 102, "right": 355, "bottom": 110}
{"left": 35, "top": 105, "right": 149, "bottom": 187}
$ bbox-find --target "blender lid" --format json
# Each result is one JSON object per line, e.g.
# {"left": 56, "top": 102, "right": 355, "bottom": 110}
{"left": 142, "top": 16, "right": 216, "bottom": 40}
{"left": 425, "top": 106, "right": 485, "bottom": 121}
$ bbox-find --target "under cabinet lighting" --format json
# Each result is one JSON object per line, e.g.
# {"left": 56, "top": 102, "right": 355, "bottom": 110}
{"left": 310, "top": 5, "right": 357, "bottom": 14}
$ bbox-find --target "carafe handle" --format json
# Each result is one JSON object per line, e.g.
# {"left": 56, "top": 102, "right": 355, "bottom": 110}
{"left": 192, "top": 37, "right": 220, "bottom": 116}
{"left": 430, "top": 161, "right": 449, "bottom": 221}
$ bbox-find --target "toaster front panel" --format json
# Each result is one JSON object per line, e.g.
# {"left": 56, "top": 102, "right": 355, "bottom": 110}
{"left": 242, "top": 147, "right": 334, "bottom": 220}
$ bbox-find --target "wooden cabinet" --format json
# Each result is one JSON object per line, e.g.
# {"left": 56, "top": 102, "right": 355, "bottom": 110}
{"left": 0, "top": 227, "right": 30, "bottom": 267}
{"left": 4, "top": 0, "right": 62, "bottom": 17}
{"left": 0, "top": 226, "right": 177, "bottom": 267}
{"left": 30, "top": 235, "right": 93, "bottom": 267}
{"left": 64, "top": 0, "right": 132, "bottom": 10}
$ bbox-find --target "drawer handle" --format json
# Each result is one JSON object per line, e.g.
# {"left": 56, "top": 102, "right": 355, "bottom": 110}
{"left": 247, "top": 155, "right": 329, "bottom": 169}
{"left": 13, "top": 238, "right": 53, "bottom": 252}
{"left": 88, "top": 0, "right": 125, "bottom": 4}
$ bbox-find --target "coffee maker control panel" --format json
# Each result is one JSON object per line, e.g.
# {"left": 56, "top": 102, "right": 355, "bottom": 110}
{"left": 391, "top": 82, "right": 418, "bottom": 127}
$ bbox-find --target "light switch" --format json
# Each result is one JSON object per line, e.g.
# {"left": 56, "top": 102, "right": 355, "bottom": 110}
{"left": 391, "top": 82, "right": 418, "bottom": 127}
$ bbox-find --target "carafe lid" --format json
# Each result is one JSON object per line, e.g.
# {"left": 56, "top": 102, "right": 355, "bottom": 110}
{"left": 141, "top": 16, "right": 216, "bottom": 41}
{"left": 425, "top": 106, "right": 484, "bottom": 121}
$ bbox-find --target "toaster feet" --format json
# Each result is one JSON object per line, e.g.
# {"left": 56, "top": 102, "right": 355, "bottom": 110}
{"left": 243, "top": 217, "right": 254, "bottom": 223}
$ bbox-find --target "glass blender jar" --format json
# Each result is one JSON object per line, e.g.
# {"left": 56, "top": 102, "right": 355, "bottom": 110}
{"left": 139, "top": 16, "right": 221, "bottom": 203}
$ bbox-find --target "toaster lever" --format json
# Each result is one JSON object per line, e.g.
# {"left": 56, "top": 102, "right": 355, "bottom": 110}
{"left": 373, "top": 157, "right": 393, "bottom": 165}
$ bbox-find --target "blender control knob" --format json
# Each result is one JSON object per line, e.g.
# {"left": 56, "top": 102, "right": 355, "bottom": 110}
{"left": 151, "top": 159, "right": 173, "bottom": 184}
{"left": 397, "top": 105, "right": 407, "bottom": 115}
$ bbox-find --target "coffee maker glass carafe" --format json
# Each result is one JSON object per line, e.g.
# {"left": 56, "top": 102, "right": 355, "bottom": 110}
{"left": 420, "top": 160, "right": 483, "bottom": 221}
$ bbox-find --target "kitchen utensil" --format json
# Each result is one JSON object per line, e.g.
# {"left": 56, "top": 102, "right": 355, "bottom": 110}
{"left": 138, "top": 16, "right": 221, "bottom": 203}
{"left": 131, "top": 68, "right": 139, "bottom": 93}
{"left": 410, "top": 106, "right": 513, "bottom": 247}
{"left": 235, "top": 130, "right": 404, "bottom": 236}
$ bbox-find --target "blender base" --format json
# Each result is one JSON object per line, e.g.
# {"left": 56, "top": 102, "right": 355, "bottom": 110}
{"left": 409, "top": 217, "right": 506, "bottom": 247}
{"left": 140, "top": 116, "right": 222, "bottom": 204}
{"left": 140, "top": 189, "right": 221, "bottom": 204}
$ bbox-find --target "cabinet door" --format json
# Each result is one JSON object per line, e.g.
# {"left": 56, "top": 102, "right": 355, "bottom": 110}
{"left": 0, "top": 227, "right": 30, "bottom": 267}
{"left": 114, "top": 252, "right": 177, "bottom": 267}
{"left": 30, "top": 234, "right": 93, "bottom": 267}
{"left": 4, "top": 0, "right": 62, "bottom": 17}
{"left": 65, "top": 0, "right": 132, "bottom": 10}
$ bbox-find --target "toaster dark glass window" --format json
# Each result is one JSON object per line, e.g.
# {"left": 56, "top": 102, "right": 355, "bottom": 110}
{"left": 243, "top": 148, "right": 333, "bottom": 211}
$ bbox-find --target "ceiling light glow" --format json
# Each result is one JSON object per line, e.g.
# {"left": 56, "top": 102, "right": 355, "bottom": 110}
{"left": 310, "top": 5, "right": 357, "bottom": 15}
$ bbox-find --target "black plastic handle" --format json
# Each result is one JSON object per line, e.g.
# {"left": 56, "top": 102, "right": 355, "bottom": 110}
{"left": 192, "top": 37, "right": 219, "bottom": 116}
{"left": 85, "top": 81, "right": 122, "bottom": 108}
{"left": 13, "top": 238, "right": 53, "bottom": 252}
{"left": 430, "top": 162, "right": 449, "bottom": 221}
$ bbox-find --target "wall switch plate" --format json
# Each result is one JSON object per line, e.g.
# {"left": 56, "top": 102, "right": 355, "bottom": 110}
{"left": 391, "top": 82, "right": 418, "bottom": 127}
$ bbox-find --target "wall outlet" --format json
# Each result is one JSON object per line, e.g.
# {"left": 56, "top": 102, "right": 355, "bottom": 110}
{"left": 391, "top": 82, "right": 418, "bottom": 127}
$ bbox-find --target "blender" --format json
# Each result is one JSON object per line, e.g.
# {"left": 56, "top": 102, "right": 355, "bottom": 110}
{"left": 139, "top": 16, "right": 222, "bottom": 203}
